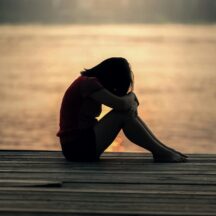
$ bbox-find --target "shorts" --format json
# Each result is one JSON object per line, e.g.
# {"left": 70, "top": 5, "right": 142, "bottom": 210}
{"left": 59, "top": 128, "right": 100, "bottom": 162}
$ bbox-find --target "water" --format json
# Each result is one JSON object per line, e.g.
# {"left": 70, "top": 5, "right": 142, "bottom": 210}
{"left": 0, "top": 24, "right": 215, "bottom": 153}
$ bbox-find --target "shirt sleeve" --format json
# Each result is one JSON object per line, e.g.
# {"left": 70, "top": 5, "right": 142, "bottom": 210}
{"left": 80, "top": 76, "right": 103, "bottom": 98}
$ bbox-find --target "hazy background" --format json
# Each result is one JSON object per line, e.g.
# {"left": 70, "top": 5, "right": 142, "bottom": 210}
{"left": 0, "top": 0, "right": 216, "bottom": 24}
{"left": 0, "top": 0, "right": 216, "bottom": 153}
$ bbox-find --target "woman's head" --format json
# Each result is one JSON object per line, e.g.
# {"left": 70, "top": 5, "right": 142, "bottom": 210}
{"left": 80, "top": 57, "right": 134, "bottom": 96}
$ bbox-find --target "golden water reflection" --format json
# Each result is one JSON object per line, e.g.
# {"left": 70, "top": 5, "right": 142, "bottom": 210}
{"left": 0, "top": 24, "right": 216, "bottom": 153}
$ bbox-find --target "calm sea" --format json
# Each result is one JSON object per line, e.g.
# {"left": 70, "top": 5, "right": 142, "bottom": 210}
{"left": 0, "top": 24, "right": 215, "bottom": 153}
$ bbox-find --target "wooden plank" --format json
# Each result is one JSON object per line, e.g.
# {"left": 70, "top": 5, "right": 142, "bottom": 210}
{"left": 0, "top": 166, "right": 216, "bottom": 173}
{"left": 0, "top": 208, "right": 215, "bottom": 216}
{"left": 0, "top": 201, "right": 215, "bottom": 214}
{"left": 0, "top": 159, "right": 215, "bottom": 167}
{"left": 0, "top": 162, "right": 215, "bottom": 173}
{"left": 0, "top": 172, "right": 215, "bottom": 185}
{"left": 0, "top": 185, "right": 215, "bottom": 195}
{"left": 0, "top": 200, "right": 215, "bottom": 212}
{"left": 0, "top": 164, "right": 214, "bottom": 175}
{"left": 0, "top": 180, "right": 62, "bottom": 187}
{"left": 0, "top": 191, "right": 215, "bottom": 204}
{"left": 0, "top": 186, "right": 216, "bottom": 195}
{"left": 62, "top": 182, "right": 216, "bottom": 192}
{"left": 0, "top": 168, "right": 216, "bottom": 175}
{"left": 0, "top": 198, "right": 214, "bottom": 207}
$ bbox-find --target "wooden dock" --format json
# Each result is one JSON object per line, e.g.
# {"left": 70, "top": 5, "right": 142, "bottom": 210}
{"left": 0, "top": 150, "right": 215, "bottom": 215}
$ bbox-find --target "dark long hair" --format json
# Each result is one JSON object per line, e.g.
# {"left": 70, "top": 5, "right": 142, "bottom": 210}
{"left": 80, "top": 57, "right": 134, "bottom": 96}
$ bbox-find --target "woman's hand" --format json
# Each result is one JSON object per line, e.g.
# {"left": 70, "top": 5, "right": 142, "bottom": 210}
{"left": 126, "top": 92, "right": 139, "bottom": 115}
{"left": 126, "top": 92, "right": 139, "bottom": 105}
{"left": 134, "top": 94, "right": 139, "bottom": 106}
{"left": 90, "top": 88, "right": 139, "bottom": 112}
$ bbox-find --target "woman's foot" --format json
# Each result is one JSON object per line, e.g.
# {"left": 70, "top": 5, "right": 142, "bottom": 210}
{"left": 167, "top": 147, "right": 188, "bottom": 158}
{"left": 157, "top": 143, "right": 188, "bottom": 158}
{"left": 153, "top": 150, "right": 188, "bottom": 163}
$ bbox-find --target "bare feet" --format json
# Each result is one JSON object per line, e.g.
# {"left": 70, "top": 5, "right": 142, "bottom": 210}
{"left": 167, "top": 148, "right": 188, "bottom": 158}
{"left": 157, "top": 144, "right": 188, "bottom": 159}
{"left": 153, "top": 150, "right": 188, "bottom": 163}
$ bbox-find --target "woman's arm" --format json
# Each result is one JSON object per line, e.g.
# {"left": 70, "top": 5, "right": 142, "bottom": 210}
{"left": 89, "top": 88, "right": 138, "bottom": 111}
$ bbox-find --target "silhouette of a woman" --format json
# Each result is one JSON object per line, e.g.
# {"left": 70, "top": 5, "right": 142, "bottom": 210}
{"left": 57, "top": 57, "right": 187, "bottom": 162}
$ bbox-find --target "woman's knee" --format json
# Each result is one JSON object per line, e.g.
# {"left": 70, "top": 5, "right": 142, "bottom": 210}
{"left": 111, "top": 108, "right": 137, "bottom": 120}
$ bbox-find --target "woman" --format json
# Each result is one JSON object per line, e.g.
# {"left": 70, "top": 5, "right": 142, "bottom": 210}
{"left": 57, "top": 57, "right": 187, "bottom": 162}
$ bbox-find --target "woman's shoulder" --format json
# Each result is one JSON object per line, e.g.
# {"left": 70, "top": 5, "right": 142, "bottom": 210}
{"left": 78, "top": 75, "right": 103, "bottom": 97}
{"left": 68, "top": 76, "right": 101, "bottom": 90}
{"left": 70, "top": 75, "right": 92, "bottom": 86}
{"left": 77, "top": 75, "right": 101, "bottom": 85}
{"left": 79, "top": 75, "right": 98, "bottom": 81}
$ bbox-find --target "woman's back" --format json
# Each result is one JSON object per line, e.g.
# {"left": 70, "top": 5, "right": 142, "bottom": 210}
{"left": 56, "top": 75, "right": 103, "bottom": 137}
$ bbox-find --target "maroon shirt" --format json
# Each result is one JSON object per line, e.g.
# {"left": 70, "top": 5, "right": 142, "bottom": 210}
{"left": 56, "top": 75, "right": 103, "bottom": 138}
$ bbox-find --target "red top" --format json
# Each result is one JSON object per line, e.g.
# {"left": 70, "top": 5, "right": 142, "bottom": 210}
{"left": 56, "top": 75, "right": 103, "bottom": 137}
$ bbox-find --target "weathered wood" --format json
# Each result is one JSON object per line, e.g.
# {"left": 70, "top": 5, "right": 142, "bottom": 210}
{"left": 0, "top": 201, "right": 215, "bottom": 214}
{"left": 0, "top": 191, "right": 215, "bottom": 205}
{"left": 0, "top": 180, "right": 62, "bottom": 187}
{"left": 0, "top": 172, "right": 216, "bottom": 185}
{"left": 0, "top": 186, "right": 216, "bottom": 195}
{"left": 49, "top": 182, "right": 216, "bottom": 192}
{"left": 0, "top": 211, "right": 216, "bottom": 216}
{"left": 0, "top": 150, "right": 215, "bottom": 216}
{"left": 0, "top": 208, "right": 215, "bottom": 216}
{"left": 0, "top": 168, "right": 216, "bottom": 175}
{"left": 0, "top": 164, "right": 215, "bottom": 174}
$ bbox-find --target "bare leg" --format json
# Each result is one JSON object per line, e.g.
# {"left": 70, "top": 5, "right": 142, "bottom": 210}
{"left": 122, "top": 114, "right": 187, "bottom": 162}
{"left": 94, "top": 109, "right": 125, "bottom": 157}
{"left": 94, "top": 109, "right": 186, "bottom": 162}
{"left": 136, "top": 116, "right": 187, "bottom": 158}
